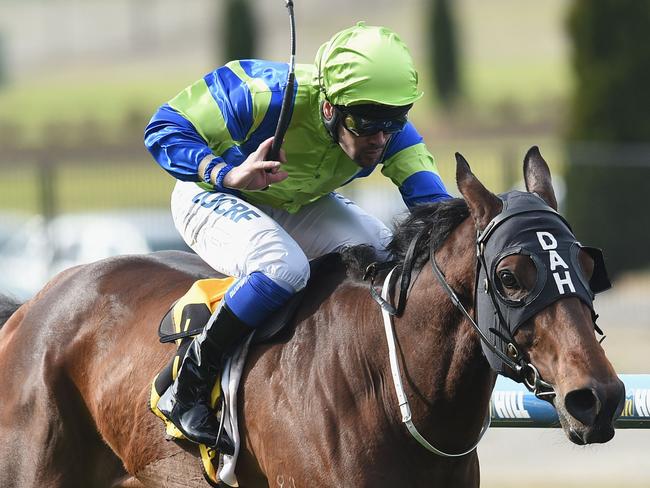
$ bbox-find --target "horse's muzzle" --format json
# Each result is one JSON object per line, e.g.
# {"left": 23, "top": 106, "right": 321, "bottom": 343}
{"left": 561, "top": 377, "right": 625, "bottom": 444}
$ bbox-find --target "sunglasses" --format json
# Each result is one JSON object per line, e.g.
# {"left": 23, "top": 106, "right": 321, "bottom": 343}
{"left": 339, "top": 110, "right": 408, "bottom": 137}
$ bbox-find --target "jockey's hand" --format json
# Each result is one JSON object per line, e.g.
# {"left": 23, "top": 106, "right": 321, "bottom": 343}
{"left": 222, "top": 137, "right": 288, "bottom": 191}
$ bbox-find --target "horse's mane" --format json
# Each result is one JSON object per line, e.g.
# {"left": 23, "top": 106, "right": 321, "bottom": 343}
{"left": 342, "top": 198, "right": 469, "bottom": 279}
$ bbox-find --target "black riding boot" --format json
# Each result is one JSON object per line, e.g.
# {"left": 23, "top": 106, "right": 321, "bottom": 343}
{"left": 157, "top": 303, "right": 250, "bottom": 451}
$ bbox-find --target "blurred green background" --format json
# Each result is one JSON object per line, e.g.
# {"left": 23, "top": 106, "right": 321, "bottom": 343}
{"left": 0, "top": 1, "right": 648, "bottom": 485}
{"left": 0, "top": 0, "right": 574, "bottom": 214}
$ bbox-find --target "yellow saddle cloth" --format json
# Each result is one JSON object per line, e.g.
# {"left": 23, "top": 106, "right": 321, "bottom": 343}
{"left": 149, "top": 277, "right": 235, "bottom": 487}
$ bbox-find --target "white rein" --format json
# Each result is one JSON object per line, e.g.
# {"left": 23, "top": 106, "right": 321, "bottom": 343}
{"left": 380, "top": 267, "right": 491, "bottom": 457}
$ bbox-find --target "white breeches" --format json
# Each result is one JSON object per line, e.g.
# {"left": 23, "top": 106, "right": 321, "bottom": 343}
{"left": 170, "top": 181, "right": 392, "bottom": 293}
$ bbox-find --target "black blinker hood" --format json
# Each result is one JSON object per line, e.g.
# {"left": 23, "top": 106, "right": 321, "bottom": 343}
{"left": 475, "top": 191, "right": 611, "bottom": 375}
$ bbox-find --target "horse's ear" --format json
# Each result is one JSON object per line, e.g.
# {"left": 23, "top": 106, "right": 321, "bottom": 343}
{"left": 523, "top": 146, "right": 558, "bottom": 210}
{"left": 456, "top": 152, "right": 502, "bottom": 230}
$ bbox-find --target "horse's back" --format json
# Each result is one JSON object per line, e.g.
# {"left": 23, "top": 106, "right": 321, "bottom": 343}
{"left": 1, "top": 251, "right": 211, "bottom": 375}
{"left": 0, "top": 251, "right": 214, "bottom": 487}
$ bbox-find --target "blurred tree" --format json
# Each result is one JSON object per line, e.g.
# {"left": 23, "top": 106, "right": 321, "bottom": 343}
{"left": 427, "top": 0, "right": 461, "bottom": 109}
{"left": 0, "top": 32, "right": 7, "bottom": 87}
{"left": 565, "top": 0, "right": 650, "bottom": 277}
{"left": 222, "top": 0, "right": 257, "bottom": 62}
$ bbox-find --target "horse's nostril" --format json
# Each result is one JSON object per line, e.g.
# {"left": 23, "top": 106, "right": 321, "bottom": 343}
{"left": 564, "top": 388, "right": 600, "bottom": 426}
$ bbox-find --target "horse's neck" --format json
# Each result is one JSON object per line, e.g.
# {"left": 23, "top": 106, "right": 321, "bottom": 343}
{"left": 274, "top": 248, "right": 493, "bottom": 457}
{"left": 381, "top": 263, "right": 495, "bottom": 453}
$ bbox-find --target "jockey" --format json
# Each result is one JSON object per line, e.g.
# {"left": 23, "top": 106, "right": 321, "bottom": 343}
{"left": 144, "top": 22, "right": 451, "bottom": 449}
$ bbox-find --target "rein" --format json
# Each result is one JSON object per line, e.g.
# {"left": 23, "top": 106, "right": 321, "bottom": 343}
{"left": 429, "top": 237, "right": 555, "bottom": 398}
{"left": 368, "top": 216, "right": 557, "bottom": 400}
{"left": 366, "top": 205, "right": 571, "bottom": 457}
{"left": 365, "top": 226, "right": 427, "bottom": 317}
{"left": 380, "top": 266, "right": 491, "bottom": 457}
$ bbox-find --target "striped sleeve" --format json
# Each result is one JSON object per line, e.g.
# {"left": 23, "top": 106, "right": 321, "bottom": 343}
{"left": 144, "top": 60, "right": 286, "bottom": 182}
{"left": 144, "top": 103, "right": 217, "bottom": 181}
{"left": 381, "top": 123, "right": 452, "bottom": 208}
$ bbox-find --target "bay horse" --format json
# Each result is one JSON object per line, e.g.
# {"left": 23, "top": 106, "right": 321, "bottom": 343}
{"left": 0, "top": 147, "right": 624, "bottom": 487}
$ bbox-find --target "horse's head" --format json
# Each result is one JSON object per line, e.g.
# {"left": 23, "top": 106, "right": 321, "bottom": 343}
{"left": 455, "top": 147, "right": 625, "bottom": 445}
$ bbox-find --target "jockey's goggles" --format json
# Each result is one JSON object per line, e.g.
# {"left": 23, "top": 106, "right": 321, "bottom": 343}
{"left": 336, "top": 104, "right": 411, "bottom": 137}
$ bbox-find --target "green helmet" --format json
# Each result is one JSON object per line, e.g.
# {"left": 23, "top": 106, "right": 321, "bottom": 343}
{"left": 315, "top": 22, "right": 423, "bottom": 107}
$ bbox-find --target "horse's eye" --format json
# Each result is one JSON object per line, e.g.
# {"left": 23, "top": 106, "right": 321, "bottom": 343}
{"left": 498, "top": 270, "right": 519, "bottom": 289}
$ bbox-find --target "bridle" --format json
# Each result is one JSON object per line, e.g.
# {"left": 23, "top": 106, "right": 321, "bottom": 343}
{"left": 429, "top": 225, "right": 556, "bottom": 398}
{"left": 368, "top": 223, "right": 554, "bottom": 403}
{"left": 367, "top": 193, "right": 610, "bottom": 456}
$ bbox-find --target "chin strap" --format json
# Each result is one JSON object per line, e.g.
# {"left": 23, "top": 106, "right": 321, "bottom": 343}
{"left": 380, "top": 267, "right": 491, "bottom": 457}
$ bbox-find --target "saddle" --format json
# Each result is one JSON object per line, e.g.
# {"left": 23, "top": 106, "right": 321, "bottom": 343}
{"left": 149, "top": 254, "right": 339, "bottom": 487}
{"left": 156, "top": 280, "right": 305, "bottom": 348}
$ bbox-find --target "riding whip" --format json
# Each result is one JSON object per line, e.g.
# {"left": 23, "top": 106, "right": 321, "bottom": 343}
{"left": 267, "top": 0, "right": 296, "bottom": 162}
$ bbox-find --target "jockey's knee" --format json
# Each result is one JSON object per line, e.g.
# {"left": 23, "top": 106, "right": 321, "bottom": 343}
{"left": 258, "top": 246, "right": 310, "bottom": 294}
{"left": 225, "top": 249, "right": 309, "bottom": 328}
{"left": 245, "top": 228, "right": 311, "bottom": 293}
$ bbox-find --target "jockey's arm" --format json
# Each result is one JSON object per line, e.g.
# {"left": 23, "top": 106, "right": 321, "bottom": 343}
{"left": 144, "top": 62, "right": 286, "bottom": 191}
{"left": 144, "top": 102, "right": 218, "bottom": 183}
{"left": 381, "top": 123, "right": 452, "bottom": 208}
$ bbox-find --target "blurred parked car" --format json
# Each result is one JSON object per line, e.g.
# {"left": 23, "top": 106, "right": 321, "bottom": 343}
{"left": 0, "top": 209, "right": 193, "bottom": 300}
